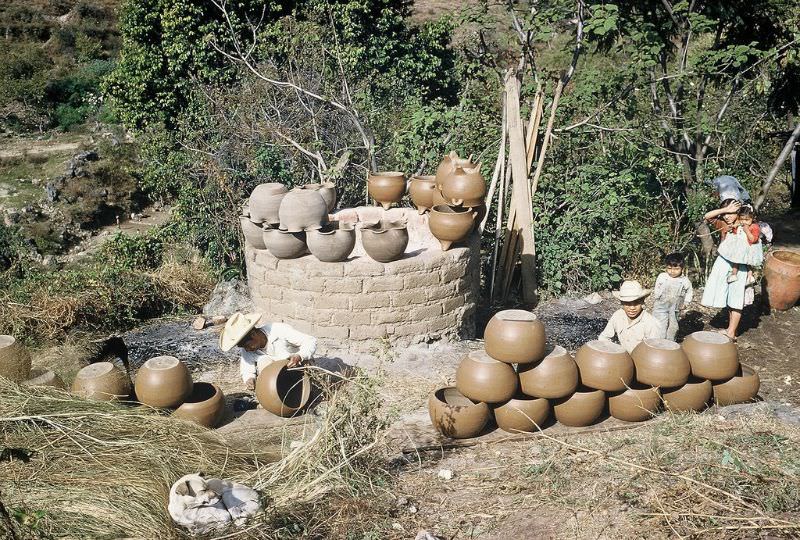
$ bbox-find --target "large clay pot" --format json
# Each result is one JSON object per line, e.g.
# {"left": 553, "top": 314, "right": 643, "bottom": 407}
{"left": 240, "top": 216, "right": 267, "bottom": 249}
{"left": 306, "top": 221, "right": 355, "bottom": 262}
{"left": 608, "top": 383, "right": 661, "bottom": 422}
{"left": 435, "top": 151, "right": 478, "bottom": 189}
{"left": 631, "top": 338, "right": 691, "bottom": 388}
{"left": 484, "top": 309, "right": 546, "bottom": 364}
{"left": 263, "top": 227, "right": 307, "bottom": 259}
{"left": 763, "top": 249, "right": 800, "bottom": 310}
{"left": 553, "top": 386, "right": 605, "bottom": 427}
{"left": 255, "top": 359, "right": 311, "bottom": 417}
{"left": 493, "top": 395, "right": 550, "bottom": 433}
{"left": 574, "top": 340, "right": 635, "bottom": 392}
{"left": 360, "top": 220, "right": 409, "bottom": 262}
{"left": 173, "top": 382, "right": 226, "bottom": 428}
{"left": 428, "top": 386, "right": 491, "bottom": 439}
{"left": 23, "top": 368, "right": 65, "bottom": 390}
{"left": 409, "top": 175, "right": 437, "bottom": 214}
{"left": 302, "top": 182, "right": 337, "bottom": 213}
{"left": 455, "top": 350, "right": 518, "bottom": 403}
{"left": 134, "top": 356, "right": 193, "bottom": 409}
{"left": 249, "top": 183, "right": 288, "bottom": 224}
{"left": 441, "top": 166, "right": 486, "bottom": 207}
{"left": 661, "top": 377, "right": 712, "bottom": 412}
{"left": 518, "top": 345, "right": 579, "bottom": 399}
{"left": 367, "top": 172, "right": 406, "bottom": 210}
{"left": 431, "top": 187, "right": 449, "bottom": 209}
{"left": 278, "top": 188, "right": 328, "bottom": 232}
{"left": 72, "top": 362, "right": 131, "bottom": 401}
{"left": 0, "top": 335, "right": 32, "bottom": 382}
{"left": 682, "top": 331, "right": 739, "bottom": 381}
{"left": 428, "top": 205, "right": 475, "bottom": 251}
{"left": 713, "top": 365, "right": 760, "bottom": 406}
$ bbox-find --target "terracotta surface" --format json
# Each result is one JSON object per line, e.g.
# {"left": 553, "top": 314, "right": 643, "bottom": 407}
{"left": 608, "top": 383, "right": 661, "bottom": 422}
{"left": 631, "top": 338, "right": 691, "bottom": 388}
{"left": 23, "top": 368, "right": 65, "bottom": 389}
{"left": 72, "top": 362, "right": 131, "bottom": 401}
{"left": 255, "top": 359, "right": 311, "bottom": 417}
{"left": 493, "top": 395, "right": 550, "bottom": 433}
{"left": 661, "top": 377, "right": 712, "bottom": 412}
{"left": 440, "top": 166, "right": 486, "bottom": 207}
{"left": 306, "top": 221, "right": 355, "bottom": 262}
{"left": 240, "top": 216, "right": 267, "bottom": 249}
{"left": 763, "top": 249, "right": 800, "bottom": 310}
{"left": 435, "top": 152, "right": 478, "bottom": 189}
{"left": 553, "top": 387, "right": 606, "bottom": 427}
{"left": 360, "top": 220, "right": 409, "bottom": 262}
{"left": 682, "top": 331, "right": 739, "bottom": 380}
{"left": 518, "top": 345, "right": 579, "bottom": 399}
{"left": 484, "top": 309, "right": 546, "bottom": 364}
{"left": 428, "top": 205, "right": 476, "bottom": 251}
{"left": 278, "top": 188, "right": 328, "bottom": 232}
{"left": 263, "top": 228, "right": 307, "bottom": 259}
{"left": 431, "top": 187, "right": 449, "bottom": 209}
{"left": 367, "top": 172, "right": 407, "bottom": 210}
{"left": 712, "top": 364, "right": 760, "bottom": 406}
{"left": 455, "top": 350, "right": 518, "bottom": 403}
{"left": 409, "top": 175, "right": 437, "bottom": 214}
{"left": 248, "top": 183, "right": 287, "bottom": 224}
{"left": 134, "top": 356, "right": 193, "bottom": 409}
{"left": 173, "top": 382, "right": 226, "bottom": 428}
{"left": 428, "top": 386, "right": 490, "bottom": 439}
{"left": 0, "top": 334, "right": 32, "bottom": 382}
{"left": 574, "top": 340, "right": 635, "bottom": 392}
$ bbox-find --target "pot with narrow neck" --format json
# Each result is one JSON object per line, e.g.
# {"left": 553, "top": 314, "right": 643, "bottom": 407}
{"left": 360, "top": 219, "right": 409, "bottom": 262}
{"left": 428, "top": 386, "right": 490, "bottom": 439}
{"left": 484, "top": 309, "right": 546, "bottom": 364}
{"left": 256, "top": 360, "right": 311, "bottom": 417}
{"left": 278, "top": 188, "right": 328, "bottom": 232}
{"left": 302, "top": 182, "right": 337, "bottom": 213}
{"left": 306, "top": 221, "right": 355, "bottom": 262}
{"left": 440, "top": 165, "right": 486, "bottom": 207}
{"left": 248, "top": 183, "right": 288, "bottom": 224}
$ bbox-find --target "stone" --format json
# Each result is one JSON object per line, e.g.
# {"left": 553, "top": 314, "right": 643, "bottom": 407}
{"left": 314, "top": 294, "right": 350, "bottom": 309}
{"left": 363, "top": 275, "right": 405, "bottom": 292}
{"left": 203, "top": 279, "right": 254, "bottom": 317}
{"left": 352, "top": 292, "right": 391, "bottom": 309}
{"left": 403, "top": 272, "right": 439, "bottom": 289}
{"left": 324, "top": 278, "right": 362, "bottom": 294}
{"left": 192, "top": 316, "right": 207, "bottom": 330}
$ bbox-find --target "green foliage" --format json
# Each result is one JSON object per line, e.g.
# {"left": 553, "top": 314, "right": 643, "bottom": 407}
{"left": 102, "top": 232, "right": 165, "bottom": 270}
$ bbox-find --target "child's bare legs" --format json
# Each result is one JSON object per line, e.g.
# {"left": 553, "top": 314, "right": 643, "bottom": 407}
{"left": 725, "top": 308, "right": 742, "bottom": 340}
{"left": 746, "top": 269, "right": 755, "bottom": 285}
{"left": 727, "top": 265, "right": 739, "bottom": 283}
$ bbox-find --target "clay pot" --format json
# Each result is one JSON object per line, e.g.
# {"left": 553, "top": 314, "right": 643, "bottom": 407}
{"left": 134, "top": 356, "right": 193, "bottom": 409}
{"left": 713, "top": 365, "right": 760, "bottom": 406}
{"left": 431, "top": 187, "right": 449, "bottom": 209}
{"left": 409, "top": 175, "right": 437, "bottom": 214}
{"left": 435, "top": 152, "right": 478, "bottom": 189}
{"left": 367, "top": 172, "right": 406, "bottom": 210}
{"left": 518, "top": 345, "right": 579, "bottom": 399}
{"left": 249, "top": 183, "right": 288, "bottom": 224}
{"left": 428, "top": 386, "right": 491, "bottom": 439}
{"left": 608, "top": 383, "right": 661, "bottom": 422}
{"left": 455, "top": 350, "right": 518, "bottom": 403}
{"left": 263, "top": 227, "right": 307, "bottom": 259}
{"left": 682, "top": 331, "right": 739, "bottom": 381}
{"left": 255, "top": 359, "right": 311, "bottom": 417}
{"left": 429, "top": 205, "right": 475, "bottom": 251}
{"left": 0, "top": 335, "right": 32, "bottom": 382}
{"left": 302, "top": 182, "right": 337, "bottom": 213}
{"left": 763, "top": 249, "right": 800, "bottom": 310}
{"left": 278, "top": 188, "right": 328, "bottom": 232}
{"left": 631, "top": 338, "right": 691, "bottom": 388}
{"left": 661, "top": 377, "right": 712, "bottom": 412}
{"left": 441, "top": 166, "right": 486, "bottom": 207}
{"left": 240, "top": 216, "right": 267, "bottom": 249}
{"left": 553, "top": 386, "right": 606, "bottom": 427}
{"left": 72, "top": 362, "right": 131, "bottom": 401}
{"left": 360, "top": 220, "right": 409, "bottom": 262}
{"left": 306, "top": 221, "right": 355, "bottom": 262}
{"left": 173, "top": 382, "right": 226, "bottom": 428}
{"left": 484, "top": 309, "right": 546, "bottom": 364}
{"left": 493, "top": 395, "right": 550, "bottom": 433}
{"left": 23, "top": 368, "right": 65, "bottom": 390}
{"left": 574, "top": 340, "right": 635, "bottom": 392}
{"left": 472, "top": 204, "right": 487, "bottom": 231}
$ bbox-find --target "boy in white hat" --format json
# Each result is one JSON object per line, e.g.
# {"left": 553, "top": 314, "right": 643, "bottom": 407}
{"left": 219, "top": 312, "right": 317, "bottom": 391}
{"left": 598, "top": 280, "right": 664, "bottom": 353}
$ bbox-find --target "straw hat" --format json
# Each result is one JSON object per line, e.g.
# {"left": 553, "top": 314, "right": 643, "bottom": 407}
{"left": 219, "top": 312, "right": 262, "bottom": 352}
{"left": 612, "top": 280, "right": 651, "bottom": 302}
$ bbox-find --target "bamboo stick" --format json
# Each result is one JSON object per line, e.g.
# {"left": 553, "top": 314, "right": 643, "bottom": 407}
{"left": 481, "top": 95, "right": 508, "bottom": 233}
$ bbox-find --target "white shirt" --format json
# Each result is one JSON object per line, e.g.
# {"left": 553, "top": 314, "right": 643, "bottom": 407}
{"left": 598, "top": 309, "right": 663, "bottom": 354}
{"left": 239, "top": 323, "right": 317, "bottom": 382}
{"left": 652, "top": 273, "right": 693, "bottom": 311}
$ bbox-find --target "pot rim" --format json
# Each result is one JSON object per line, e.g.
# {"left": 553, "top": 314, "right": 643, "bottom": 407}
{"left": 771, "top": 249, "right": 800, "bottom": 267}
{"left": 431, "top": 204, "right": 472, "bottom": 215}
{"left": 368, "top": 171, "right": 405, "bottom": 178}
{"left": 433, "top": 386, "right": 484, "bottom": 408}
{"left": 411, "top": 175, "right": 437, "bottom": 182}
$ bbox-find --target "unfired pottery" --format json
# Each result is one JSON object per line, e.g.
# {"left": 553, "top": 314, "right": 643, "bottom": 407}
{"left": 134, "top": 356, "right": 193, "bottom": 409}
{"left": 428, "top": 205, "right": 475, "bottom": 251}
{"left": 72, "top": 362, "right": 131, "bottom": 401}
{"left": 367, "top": 172, "right": 406, "bottom": 210}
{"left": 574, "top": 340, "right": 635, "bottom": 392}
{"left": 431, "top": 187, "right": 449, "bottom": 209}
{"left": 249, "top": 183, "right": 288, "bottom": 224}
{"left": 661, "top": 377, "right": 712, "bottom": 412}
{"left": 631, "top": 338, "right": 691, "bottom": 388}
{"left": 302, "top": 182, "right": 337, "bottom": 213}
{"left": 173, "top": 382, "right": 226, "bottom": 428}
{"left": 306, "top": 221, "right": 355, "bottom": 262}
{"left": 360, "top": 220, "right": 409, "bottom": 263}
{"left": 0, "top": 334, "right": 32, "bottom": 382}
{"left": 484, "top": 309, "right": 546, "bottom": 364}
{"left": 255, "top": 359, "right": 311, "bottom": 417}
{"left": 681, "top": 331, "right": 739, "bottom": 381}
{"left": 428, "top": 386, "right": 491, "bottom": 439}
{"left": 712, "top": 364, "right": 760, "bottom": 406}
{"left": 278, "top": 188, "right": 328, "bottom": 232}
{"left": 493, "top": 395, "right": 550, "bottom": 433}
{"left": 455, "top": 350, "right": 518, "bottom": 403}
{"left": 435, "top": 152, "right": 478, "bottom": 189}
{"left": 553, "top": 386, "right": 606, "bottom": 427}
{"left": 23, "top": 368, "right": 65, "bottom": 389}
{"left": 440, "top": 166, "right": 486, "bottom": 207}
{"left": 608, "top": 383, "right": 661, "bottom": 422}
{"left": 763, "top": 249, "right": 800, "bottom": 310}
{"left": 518, "top": 345, "right": 579, "bottom": 399}
{"left": 263, "top": 227, "right": 307, "bottom": 259}
{"left": 240, "top": 216, "right": 267, "bottom": 249}
{"left": 409, "top": 175, "right": 437, "bottom": 214}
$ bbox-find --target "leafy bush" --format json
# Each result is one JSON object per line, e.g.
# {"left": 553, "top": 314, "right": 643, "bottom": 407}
{"left": 102, "top": 232, "right": 165, "bottom": 270}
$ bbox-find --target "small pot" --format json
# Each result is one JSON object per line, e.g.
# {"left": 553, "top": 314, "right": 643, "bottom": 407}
{"left": 608, "top": 383, "right": 661, "bottom": 422}
{"left": 360, "top": 220, "right": 409, "bottom": 262}
{"left": 367, "top": 172, "right": 406, "bottom": 210}
{"left": 248, "top": 183, "right": 288, "bottom": 224}
{"left": 553, "top": 386, "right": 606, "bottom": 427}
{"left": 428, "top": 386, "right": 491, "bottom": 439}
{"left": 631, "top": 338, "right": 691, "bottom": 388}
{"left": 428, "top": 205, "right": 475, "bottom": 251}
{"left": 518, "top": 345, "right": 579, "bottom": 399}
{"left": 255, "top": 359, "right": 311, "bottom": 417}
{"left": 682, "top": 331, "right": 739, "bottom": 381}
{"left": 763, "top": 250, "right": 800, "bottom": 310}
{"left": 435, "top": 152, "right": 478, "bottom": 189}
{"left": 409, "top": 175, "right": 437, "bottom": 214}
{"left": 134, "top": 356, "right": 193, "bottom": 409}
{"left": 72, "top": 362, "right": 131, "bottom": 401}
{"left": 23, "top": 368, "right": 65, "bottom": 390}
{"left": 278, "top": 188, "right": 328, "bottom": 232}
{"left": 712, "top": 365, "right": 760, "bottom": 406}
{"left": 440, "top": 166, "right": 486, "bottom": 207}
{"left": 455, "top": 350, "right": 518, "bottom": 403}
{"left": 661, "top": 377, "right": 712, "bottom": 412}
{"left": 263, "top": 227, "right": 307, "bottom": 259}
{"left": 493, "top": 395, "right": 550, "bottom": 433}
{"left": 240, "top": 216, "right": 266, "bottom": 249}
{"left": 0, "top": 334, "right": 32, "bottom": 382}
{"left": 302, "top": 182, "right": 337, "bottom": 213}
{"left": 574, "top": 340, "right": 635, "bottom": 392}
{"left": 173, "top": 382, "right": 226, "bottom": 428}
{"left": 306, "top": 221, "right": 355, "bottom": 262}
{"left": 484, "top": 309, "right": 546, "bottom": 364}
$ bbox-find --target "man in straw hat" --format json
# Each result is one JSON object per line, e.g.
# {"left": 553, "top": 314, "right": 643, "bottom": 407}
{"left": 219, "top": 312, "right": 317, "bottom": 391}
{"left": 598, "top": 280, "right": 664, "bottom": 353}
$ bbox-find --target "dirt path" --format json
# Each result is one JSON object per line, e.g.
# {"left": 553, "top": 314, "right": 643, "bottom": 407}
{"left": 0, "top": 141, "right": 83, "bottom": 160}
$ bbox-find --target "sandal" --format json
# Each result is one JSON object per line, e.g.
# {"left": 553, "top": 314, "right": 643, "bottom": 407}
{"left": 716, "top": 329, "right": 737, "bottom": 342}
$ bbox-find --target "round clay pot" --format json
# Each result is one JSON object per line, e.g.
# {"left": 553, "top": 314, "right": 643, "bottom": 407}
{"left": 173, "top": 382, "right": 226, "bottom": 428}
{"left": 712, "top": 365, "right": 760, "bottom": 406}
{"left": 631, "top": 338, "right": 691, "bottom": 388}
{"left": 240, "top": 216, "right": 267, "bottom": 249}
{"left": 306, "top": 221, "right": 355, "bottom": 262}
{"left": 429, "top": 205, "right": 475, "bottom": 251}
{"left": 263, "top": 227, "right": 307, "bottom": 259}
{"left": 72, "top": 362, "right": 131, "bottom": 401}
{"left": 23, "top": 368, "right": 65, "bottom": 390}
{"left": 661, "top": 377, "right": 712, "bottom": 412}
{"left": 435, "top": 152, "right": 478, "bottom": 189}
{"left": 553, "top": 386, "right": 606, "bottom": 427}
{"left": 682, "top": 331, "right": 739, "bottom": 381}
{"left": 431, "top": 187, "right": 449, "bottom": 209}
{"left": 360, "top": 220, "right": 409, "bottom": 262}
{"left": 441, "top": 166, "right": 486, "bottom": 207}
{"left": 574, "top": 340, "right": 635, "bottom": 392}
{"left": 409, "top": 175, "right": 437, "bottom": 214}
{"left": 493, "top": 394, "right": 550, "bottom": 433}
{"left": 484, "top": 309, "right": 546, "bottom": 364}
{"left": 608, "top": 383, "right": 661, "bottom": 422}
{"left": 255, "top": 360, "right": 311, "bottom": 417}
{"left": 278, "top": 188, "right": 328, "bottom": 232}
{"left": 0, "top": 335, "right": 32, "bottom": 382}
{"left": 134, "top": 356, "right": 193, "bottom": 409}
{"left": 518, "top": 345, "right": 579, "bottom": 399}
{"left": 249, "top": 183, "right": 288, "bottom": 224}
{"left": 455, "top": 350, "right": 518, "bottom": 403}
{"left": 763, "top": 249, "right": 800, "bottom": 310}
{"left": 302, "top": 182, "right": 337, "bottom": 213}
{"left": 367, "top": 172, "right": 406, "bottom": 210}
{"left": 428, "top": 386, "right": 490, "bottom": 439}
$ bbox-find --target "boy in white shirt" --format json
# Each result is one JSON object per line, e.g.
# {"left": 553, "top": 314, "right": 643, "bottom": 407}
{"left": 599, "top": 280, "right": 663, "bottom": 353}
{"left": 652, "top": 252, "right": 693, "bottom": 341}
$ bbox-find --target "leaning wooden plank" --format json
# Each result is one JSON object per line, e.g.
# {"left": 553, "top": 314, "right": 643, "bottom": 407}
{"left": 531, "top": 78, "right": 564, "bottom": 196}
{"left": 525, "top": 83, "right": 544, "bottom": 172}
{"left": 481, "top": 94, "right": 508, "bottom": 233}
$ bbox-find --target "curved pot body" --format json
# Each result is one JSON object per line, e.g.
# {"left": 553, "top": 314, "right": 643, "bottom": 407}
{"left": 263, "top": 228, "right": 307, "bottom": 259}
{"left": 134, "top": 356, "right": 193, "bottom": 409}
{"left": 240, "top": 216, "right": 266, "bottom": 249}
{"left": 278, "top": 188, "right": 328, "bottom": 232}
{"left": 763, "top": 250, "right": 800, "bottom": 310}
{"left": 661, "top": 377, "right": 712, "bottom": 412}
{"left": 441, "top": 166, "right": 486, "bottom": 207}
{"left": 0, "top": 335, "right": 32, "bottom": 382}
{"left": 553, "top": 387, "right": 606, "bottom": 427}
{"left": 72, "top": 362, "right": 131, "bottom": 401}
{"left": 518, "top": 345, "right": 578, "bottom": 399}
{"left": 249, "top": 183, "right": 288, "bottom": 224}
{"left": 302, "top": 183, "right": 337, "bottom": 213}
{"left": 455, "top": 350, "right": 518, "bottom": 403}
{"left": 575, "top": 340, "right": 635, "bottom": 392}
{"left": 429, "top": 205, "right": 475, "bottom": 251}
{"left": 682, "top": 331, "right": 739, "bottom": 380}
{"left": 409, "top": 175, "right": 437, "bottom": 214}
{"left": 493, "top": 395, "right": 550, "bottom": 433}
{"left": 255, "top": 359, "right": 311, "bottom": 417}
{"left": 484, "top": 309, "right": 546, "bottom": 364}
{"left": 367, "top": 172, "right": 406, "bottom": 210}
{"left": 428, "top": 386, "right": 490, "bottom": 439}
{"left": 712, "top": 365, "right": 760, "bottom": 406}
{"left": 23, "top": 368, "right": 65, "bottom": 389}
{"left": 435, "top": 152, "right": 478, "bottom": 189}
{"left": 306, "top": 222, "right": 355, "bottom": 262}
{"left": 360, "top": 221, "right": 409, "bottom": 262}
{"left": 631, "top": 338, "right": 691, "bottom": 388}
{"left": 431, "top": 188, "right": 449, "bottom": 209}
{"left": 173, "top": 382, "right": 226, "bottom": 428}
{"left": 608, "top": 383, "right": 661, "bottom": 422}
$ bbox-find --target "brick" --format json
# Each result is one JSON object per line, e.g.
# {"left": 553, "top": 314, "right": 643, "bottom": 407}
{"left": 314, "top": 294, "right": 351, "bottom": 309}
{"left": 306, "top": 262, "right": 344, "bottom": 277}
{"left": 403, "top": 271, "right": 440, "bottom": 289}
{"left": 255, "top": 251, "right": 279, "bottom": 270}
{"left": 266, "top": 271, "right": 291, "bottom": 288}
{"left": 270, "top": 302, "right": 295, "bottom": 318}
{"left": 426, "top": 282, "right": 458, "bottom": 301}
{"left": 384, "top": 257, "right": 425, "bottom": 274}
{"left": 344, "top": 259, "right": 385, "bottom": 276}
{"left": 411, "top": 303, "right": 443, "bottom": 320}
{"left": 443, "top": 294, "right": 466, "bottom": 312}
{"left": 252, "top": 298, "right": 271, "bottom": 314}
{"left": 314, "top": 324, "right": 350, "bottom": 339}
{"left": 441, "top": 264, "right": 467, "bottom": 282}
{"left": 423, "top": 257, "right": 445, "bottom": 271}
{"left": 277, "top": 255, "right": 311, "bottom": 271}
{"left": 332, "top": 310, "right": 371, "bottom": 325}
{"left": 282, "top": 289, "right": 315, "bottom": 308}
{"left": 428, "top": 312, "right": 457, "bottom": 333}
{"left": 289, "top": 275, "right": 325, "bottom": 292}
{"left": 282, "top": 317, "right": 314, "bottom": 334}
{"left": 372, "top": 307, "right": 412, "bottom": 324}
{"left": 352, "top": 292, "right": 391, "bottom": 309}
{"left": 448, "top": 246, "right": 472, "bottom": 264}
{"left": 392, "top": 289, "right": 427, "bottom": 307}
{"left": 310, "top": 309, "right": 336, "bottom": 324}
{"left": 391, "top": 321, "right": 429, "bottom": 337}
{"left": 259, "top": 284, "right": 282, "bottom": 301}
{"left": 324, "top": 278, "right": 362, "bottom": 294}
{"left": 363, "top": 275, "right": 405, "bottom": 292}
{"left": 350, "top": 324, "right": 388, "bottom": 339}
